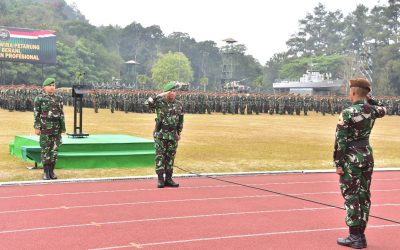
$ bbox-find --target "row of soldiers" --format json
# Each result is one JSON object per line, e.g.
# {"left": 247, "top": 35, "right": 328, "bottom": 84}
{"left": 2, "top": 85, "right": 400, "bottom": 116}
{"left": 69, "top": 89, "right": 400, "bottom": 116}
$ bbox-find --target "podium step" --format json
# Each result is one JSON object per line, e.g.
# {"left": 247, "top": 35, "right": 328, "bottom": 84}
{"left": 11, "top": 134, "right": 155, "bottom": 169}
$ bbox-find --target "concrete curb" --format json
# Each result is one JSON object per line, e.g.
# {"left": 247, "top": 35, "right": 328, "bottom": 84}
{"left": 1, "top": 168, "right": 399, "bottom": 187}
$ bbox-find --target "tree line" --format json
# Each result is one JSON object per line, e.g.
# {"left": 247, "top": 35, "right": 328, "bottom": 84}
{"left": 1, "top": 0, "right": 400, "bottom": 95}
{"left": 266, "top": 1, "right": 400, "bottom": 95}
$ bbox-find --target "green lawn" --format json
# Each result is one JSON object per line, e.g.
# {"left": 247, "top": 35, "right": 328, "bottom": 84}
{"left": 1, "top": 107, "right": 399, "bottom": 182}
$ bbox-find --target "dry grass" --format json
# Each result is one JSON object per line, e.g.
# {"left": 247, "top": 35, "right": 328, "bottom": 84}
{"left": 1, "top": 107, "right": 399, "bottom": 182}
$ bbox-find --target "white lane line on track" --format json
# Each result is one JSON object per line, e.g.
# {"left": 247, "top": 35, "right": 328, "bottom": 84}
{"left": 0, "top": 204, "right": 398, "bottom": 235}
{"left": 1, "top": 178, "right": 399, "bottom": 200}
{"left": 1, "top": 190, "right": 400, "bottom": 215}
{"left": 88, "top": 224, "right": 400, "bottom": 250}
{"left": 0, "top": 207, "right": 336, "bottom": 234}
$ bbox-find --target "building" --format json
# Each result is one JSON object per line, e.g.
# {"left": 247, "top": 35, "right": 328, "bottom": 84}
{"left": 273, "top": 71, "right": 344, "bottom": 95}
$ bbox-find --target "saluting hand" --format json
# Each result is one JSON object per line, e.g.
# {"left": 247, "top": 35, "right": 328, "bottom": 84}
{"left": 336, "top": 167, "right": 344, "bottom": 176}
{"left": 158, "top": 91, "right": 170, "bottom": 98}
{"left": 34, "top": 128, "right": 41, "bottom": 135}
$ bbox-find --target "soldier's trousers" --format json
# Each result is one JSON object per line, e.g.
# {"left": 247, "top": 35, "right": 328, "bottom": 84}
{"left": 40, "top": 134, "right": 62, "bottom": 166}
{"left": 154, "top": 138, "right": 178, "bottom": 173}
{"left": 340, "top": 164, "right": 373, "bottom": 228}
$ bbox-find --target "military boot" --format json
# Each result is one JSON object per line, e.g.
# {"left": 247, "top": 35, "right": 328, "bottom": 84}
{"left": 360, "top": 225, "right": 367, "bottom": 247}
{"left": 49, "top": 163, "right": 58, "bottom": 180}
{"left": 156, "top": 170, "right": 165, "bottom": 188}
{"left": 337, "top": 226, "right": 365, "bottom": 249}
{"left": 165, "top": 169, "right": 179, "bottom": 187}
{"left": 42, "top": 165, "right": 51, "bottom": 180}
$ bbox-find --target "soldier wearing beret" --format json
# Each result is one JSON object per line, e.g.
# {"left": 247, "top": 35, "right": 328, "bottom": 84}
{"left": 34, "top": 78, "right": 66, "bottom": 180}
{"left": 145, "top": 82, "right": 184, "bottom": 188}
{"left": 334, "top": 78, "right": 386, "bottom": 248}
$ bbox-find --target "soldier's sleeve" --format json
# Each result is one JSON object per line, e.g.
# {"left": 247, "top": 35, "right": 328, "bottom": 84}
{"left": 144, "top": 95, "right": 162, "bottom": 110}
{"left": 59, "top": 96, "right": 66, "bottom": 132}
{"left": 333, "top": 109, "right": 351, "bottom": 168}
{"left": 33, "top": 96, "right": 41, "bottom": 129}
{"left": 368, "top": 98, "right": 387, "bottom": 118}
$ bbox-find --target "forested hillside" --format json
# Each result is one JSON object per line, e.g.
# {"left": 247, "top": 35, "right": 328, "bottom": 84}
{"left": 0, "top": 0, "right": 262, "bottom": 90}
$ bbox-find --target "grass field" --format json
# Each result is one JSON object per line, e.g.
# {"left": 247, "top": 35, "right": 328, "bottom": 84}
{"left": 1, "top": 107, "right": 399, "bottom": 182}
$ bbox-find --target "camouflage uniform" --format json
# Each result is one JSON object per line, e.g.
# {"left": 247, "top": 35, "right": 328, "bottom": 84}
{"left": 334, "top": 98, "right": 386, "bottom": 240}
{"left": 34, "top": 86, "right": 66, "bottom": 180}
{"left": 145, "top": 87, "right": 184, "bottom": 188}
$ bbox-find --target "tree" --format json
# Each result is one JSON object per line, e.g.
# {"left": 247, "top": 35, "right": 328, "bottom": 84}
{"left": 137, "top": 74, "right": 149, "bottom": 90}
{"left": 252, "top": 75, "right": 264, "bottom": 92}
{"left": 387, "top": 0, "right": 400, "bottom": 43}
{"left": 343, "top": 5, "right": 369, "bottom": 52}
{"left": 199, "top": 76, "right": 209, "bottom": 91}
{"left": 374, "top": 44, "right": 400, "bottom": 95}
{"left": 368, "top": 6, "right": 390, "bottom": 47}
{"left": 151, "top": 52, "right": 193, "bottom": 89}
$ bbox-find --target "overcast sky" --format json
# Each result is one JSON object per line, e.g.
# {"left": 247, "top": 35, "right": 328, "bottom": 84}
{"left": 65, "top": 0, "right": 383, "bottom": 64}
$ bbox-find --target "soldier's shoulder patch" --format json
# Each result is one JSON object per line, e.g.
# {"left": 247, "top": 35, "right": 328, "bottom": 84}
{"left": 337, "top": 112, "right": 345, "bottom": 125}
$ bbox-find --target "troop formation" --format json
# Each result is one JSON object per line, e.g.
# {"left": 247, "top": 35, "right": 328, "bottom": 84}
{"left": 2, "top": 85, "right": 400, "bottom": 116}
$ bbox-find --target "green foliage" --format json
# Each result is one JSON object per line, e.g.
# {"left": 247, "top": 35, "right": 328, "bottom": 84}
{"left": 271, "top": 1, "right": 400, "bottom": 95}
{"left": 4, "top": 0, "right": 400, "bottom": 94}
{"left": 252, "top": 75, "right": 264, "bottom": 92}
{"left": 137, "top": 74, "right": 149, "bottom": 89}
{"left": 278, "top": 55, "right": 344, "bottom": 80}
{"left": 374, "top": 44, "right": 400, "bottom": 95}
{"left": 199, "top": 76, "right": 209, "bottom": 91}
{"left": 151, "top": 52, "right": 193, "bottom": 89}
{"left": 1, "top": 0, "right": 263, "bottom": 91}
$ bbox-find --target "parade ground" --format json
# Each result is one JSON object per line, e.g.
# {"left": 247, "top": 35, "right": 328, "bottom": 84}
{"left": 1, "top": 106, "right": 400, "bottom": 182}
{"left": 0, "top": 171, "right": 399, "bottom": 249}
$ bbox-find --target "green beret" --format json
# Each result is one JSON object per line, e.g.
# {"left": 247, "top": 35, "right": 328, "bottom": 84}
{"left": 43, "top": 77, "right": 55, "bottom": 86}
{"left": 163, "top": 82, "right": 176, "bottom": 92}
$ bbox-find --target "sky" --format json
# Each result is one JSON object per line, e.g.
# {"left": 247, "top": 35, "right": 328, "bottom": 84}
{"left": 65, "top": 0, "right": 383, "bottom": 64}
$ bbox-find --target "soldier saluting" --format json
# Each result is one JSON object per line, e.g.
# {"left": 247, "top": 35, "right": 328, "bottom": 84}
{"left": 334, "top": 78, "right": 386, "bottom": 249}
{"left": 34, "top": 78, "right": 66, "bottom": 180}
{"left": 145, "top": 82, "right": 183, "bottom": 188}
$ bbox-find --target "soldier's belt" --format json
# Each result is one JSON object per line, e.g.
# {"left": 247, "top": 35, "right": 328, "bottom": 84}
{"left": 45, "top": 117, "right": 60, "bottom": 121}
{"left": 161, "top": 125, "right": 176, "bottom": 131}
{"left": 347, "top": 140, "right": 369, "bottom": 147}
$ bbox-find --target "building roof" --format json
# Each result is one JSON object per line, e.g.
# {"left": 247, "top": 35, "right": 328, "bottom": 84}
{"left": 273, "top": 79, "right": 343, "bottom": 89}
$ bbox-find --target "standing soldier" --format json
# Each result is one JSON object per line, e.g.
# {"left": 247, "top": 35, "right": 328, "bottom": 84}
{"left": 145, "top": 82, "right": 183, "bottom": 188}
{"left": 91, "top": 89, "right": 99, "bottom": 113}
{"left": 334, "top": 78, "right": 386, "bottom": 249}
{"left": 303, "top": 94, "right": 310, "bottom": 116}
{"left": 34, "top": 78, "right": 66, "bottom": 180}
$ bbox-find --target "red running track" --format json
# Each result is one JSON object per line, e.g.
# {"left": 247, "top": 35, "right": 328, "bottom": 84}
{"left": 0, "top": 171, "right": 399, "bottom": 249}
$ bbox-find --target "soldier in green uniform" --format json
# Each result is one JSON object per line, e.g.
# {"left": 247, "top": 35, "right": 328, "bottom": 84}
{"left": 34, "top": 78, "right": 66, "bottom": 180}
{"left": 334, "top": 78, "right": 386, "bottom": 249}
{"left": 90, "top": 89, "right": 100, "bottom": 113}
{"left": 145, "top": 82, "right": 184, "bottom": 188}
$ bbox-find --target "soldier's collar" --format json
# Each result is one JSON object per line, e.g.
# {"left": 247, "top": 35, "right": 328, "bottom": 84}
{"left": 353, "top": 99, "right": 365, "bottom": 105}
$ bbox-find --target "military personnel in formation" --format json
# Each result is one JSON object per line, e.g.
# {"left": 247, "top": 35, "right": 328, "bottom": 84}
{"left": 303, "top": 94, "right": 310, "bottom": 115}
{"left": 221, "top": 93, "right": 228, "bottom": 115}
{"left": 2, "top": 84, "right": 400, "bottom": 117}
{"left": 239, "top": 94, "right": 246, "bottom": 114}
{"left": 109, "top": 91, "right": 117, "bottom": 113}
{"left": 334, "top": 78, "right": 386, "bottom": 249}
{"left": 268, "top": 95, "right": 275, "bottom": 115}
{"left": 295, "top": 94, "right": 302, "bottom": 115}
{"left": 90, "top": 89, "right": 100, "bottom": 113}
{"left": 33, "top": 78, "right": 66, "bottom": 180}
{"left": 397, "top": 97, "right": 400, "bottom": 115}
{"left": 145, "top": 82, "right": 183, "bottom": 188}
